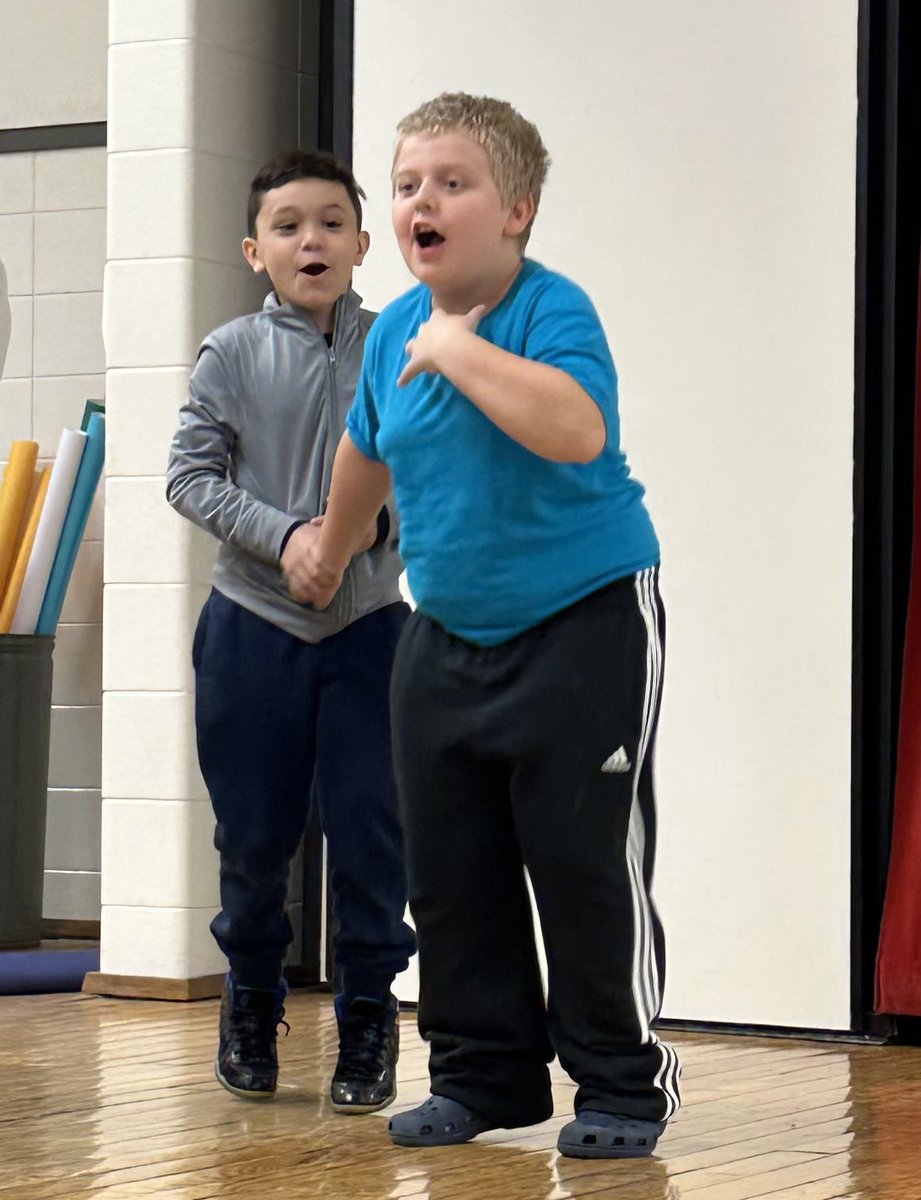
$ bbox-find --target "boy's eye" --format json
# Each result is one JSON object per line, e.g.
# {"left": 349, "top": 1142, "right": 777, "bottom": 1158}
{"left": 397, "top": 182, "right": 416, "bottom": 195}
{"left": 325, "top": 220, "right": 343, "bottom": 229}
{"left": 446, "top": 179, "right": 461, "bottom": 190}
{"left": 277, "top": 223, "right": 297, "bottom": 233}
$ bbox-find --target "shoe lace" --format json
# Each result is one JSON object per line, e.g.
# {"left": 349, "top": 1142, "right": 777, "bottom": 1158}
{"left": 232, "top": 1007, "right": 290, "bottom": 1062}
{"left": 338, "top": 1013, "right": 388, "bottom": 1078}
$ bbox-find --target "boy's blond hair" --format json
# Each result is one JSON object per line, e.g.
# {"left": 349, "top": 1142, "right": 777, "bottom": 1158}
{"left": 394, "top": 92, "right": 551, "bottom": 247}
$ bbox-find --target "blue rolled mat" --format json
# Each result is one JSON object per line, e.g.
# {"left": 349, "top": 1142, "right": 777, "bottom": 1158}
{"left": 0, "top": 947, "right": 99, "bottom": 995}
{"left": 36, "top": 412, "right": 105, "bottom": 636}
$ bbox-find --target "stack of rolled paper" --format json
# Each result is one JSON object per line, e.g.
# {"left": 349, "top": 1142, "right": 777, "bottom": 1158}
{"left": 0, "top": 407, "right": 105, "bottom": 636}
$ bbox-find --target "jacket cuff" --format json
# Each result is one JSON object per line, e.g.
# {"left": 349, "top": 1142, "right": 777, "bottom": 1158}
{"left": 373, "top": 505, "right": 390, "bottom": 548}
{"left": 279, "top": 519, "right": 308, "bottom": 558}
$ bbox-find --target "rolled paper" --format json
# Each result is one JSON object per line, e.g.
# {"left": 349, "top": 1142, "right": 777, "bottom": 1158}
{"left": 80, "top": 400, "right": 105, "bottom": 432}
{"left": 0, "top": 467, "right": 52, "bottom": 632}
{"left": 36, "top": 413, "right": 105, "bottom": 636}
{"left": 0, "top": 441, "right": 39, "bottom": 600}
{"left": 9, "top": 469, "right": 43, "bottom": 575}
{"left": 9, "top": 429, "right": 87, "bottom": 635}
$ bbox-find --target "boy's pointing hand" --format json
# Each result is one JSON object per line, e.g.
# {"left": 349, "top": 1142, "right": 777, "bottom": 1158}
{"left": 397, "top": 305, "right": 486, "bottom": 387}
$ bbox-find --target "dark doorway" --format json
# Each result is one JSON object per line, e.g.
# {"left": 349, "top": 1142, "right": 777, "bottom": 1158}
{"left": 852, "top": 0, "right": 921, "bottom": 1036}
{"left": 289, "top": 0, "right": 356, "bottom": 990}
{"left": 318, "top": 0, "right": 354, "bottom": 162}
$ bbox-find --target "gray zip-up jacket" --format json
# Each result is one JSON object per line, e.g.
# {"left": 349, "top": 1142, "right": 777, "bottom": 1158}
{"left": 166, "top": 289, "right": 403, "bottom": 642}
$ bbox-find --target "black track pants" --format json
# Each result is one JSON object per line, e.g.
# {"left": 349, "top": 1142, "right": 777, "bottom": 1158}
{"left": 390, "top": 568, "right": 681, "bottom": 1126}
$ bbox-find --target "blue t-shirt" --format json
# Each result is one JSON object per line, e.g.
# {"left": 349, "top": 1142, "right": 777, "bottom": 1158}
{"left": 347, "top": 258, "right": 659, "bottom": 645}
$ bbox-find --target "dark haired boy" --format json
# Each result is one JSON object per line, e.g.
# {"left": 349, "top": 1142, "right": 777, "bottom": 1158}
{"left": 167, "top": 150, "right": 414, "bottom": 1113}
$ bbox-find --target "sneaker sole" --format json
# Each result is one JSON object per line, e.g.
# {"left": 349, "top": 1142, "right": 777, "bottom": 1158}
{"left": 331, "top": 1091, "right": 396, "bottom": 1115}
{"left": 214, "top": 1060, "right": 276, "bottom": 1101}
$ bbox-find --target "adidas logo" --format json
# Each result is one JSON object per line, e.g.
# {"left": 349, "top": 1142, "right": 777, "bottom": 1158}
{"left": 601, "top": 746, "right": 632, "bottom": 774}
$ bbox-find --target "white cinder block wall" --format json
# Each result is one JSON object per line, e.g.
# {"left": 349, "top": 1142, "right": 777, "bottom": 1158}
{"left": 99, "top": 0, "right": 319, "bottom": 987}
{"left": 0, "top": 0, "right": 108, "bottom": 925}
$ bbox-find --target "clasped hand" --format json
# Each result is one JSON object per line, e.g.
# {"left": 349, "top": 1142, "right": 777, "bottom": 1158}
{"left": 281, "top": 513, "right": 377, "bottom": 608}
{"left": 397, "top": 304, "right": 486, "bottom": 387}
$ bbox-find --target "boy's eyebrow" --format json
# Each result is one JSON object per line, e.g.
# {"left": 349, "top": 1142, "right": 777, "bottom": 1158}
{"left": 395, "top": 162, "right": 469, "bottom": 175}
{"left": 267, "top": 201, "right": 348, "bottom": 219}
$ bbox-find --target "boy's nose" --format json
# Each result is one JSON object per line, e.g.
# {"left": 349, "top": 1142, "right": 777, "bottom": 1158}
{"left": 413, "top": 180, "right": 435, "bottom": 211}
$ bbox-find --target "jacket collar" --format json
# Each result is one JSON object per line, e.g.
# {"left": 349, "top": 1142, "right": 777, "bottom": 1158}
{"left": 262, "top": 287, "right": 364, "bottom": 353}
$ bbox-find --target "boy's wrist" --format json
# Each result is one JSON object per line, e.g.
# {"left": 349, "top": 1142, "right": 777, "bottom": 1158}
{"left": 279, "top": 519, "right": 308, "bottom": 558}
{"left": 317, "top": 532, "right": 350, "bottom": 574}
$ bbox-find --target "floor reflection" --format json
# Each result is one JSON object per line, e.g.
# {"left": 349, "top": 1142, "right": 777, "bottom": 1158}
{"left": 847, "top": 1042, "right": 921, "bottom": 1199}
{"left": 4, "top": 992, "right": 921, "bottom": 1199}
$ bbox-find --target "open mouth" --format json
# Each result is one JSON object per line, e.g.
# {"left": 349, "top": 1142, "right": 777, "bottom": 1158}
{"left": 414, "top": 229, "right": 445, "bottom": 249}
{"left": 300, "top": 263, "right": 329, "bottom": 276}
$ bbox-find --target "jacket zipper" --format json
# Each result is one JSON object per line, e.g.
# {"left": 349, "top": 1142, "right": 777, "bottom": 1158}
{"left": 325, "top": 336, "right": 356, "bottom": 622}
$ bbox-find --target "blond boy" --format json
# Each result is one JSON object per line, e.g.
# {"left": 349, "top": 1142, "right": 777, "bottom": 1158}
{"left": 288, "top": 95, "right": 681, "bottom": 1157}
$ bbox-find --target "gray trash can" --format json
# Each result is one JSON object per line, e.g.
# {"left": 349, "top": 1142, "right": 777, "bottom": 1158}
{"left": 0, "top": 634, "right": 54, "bottom": 947}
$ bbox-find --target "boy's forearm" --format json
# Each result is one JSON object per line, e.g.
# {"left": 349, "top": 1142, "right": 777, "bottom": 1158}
{"left": 166, "top": 459, "right": 296, "bottom": 563}
{"left": 318, "top": 433, "right": 393, "bottom": 568}
{"left": 437, "top": 331, "right": 605, "bottom": 464}
{"left": 167, "top": 360, "right": 305, "bottom": 563}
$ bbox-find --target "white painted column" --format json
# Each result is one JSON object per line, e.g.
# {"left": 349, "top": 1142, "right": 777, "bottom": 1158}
{"left": 93, "top": 0, "right": 312, "bottom": 997}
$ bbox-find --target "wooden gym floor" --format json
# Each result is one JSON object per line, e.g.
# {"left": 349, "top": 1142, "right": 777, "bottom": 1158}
{"left": 1, "top": 989, "right": 920, "bottom": 1199}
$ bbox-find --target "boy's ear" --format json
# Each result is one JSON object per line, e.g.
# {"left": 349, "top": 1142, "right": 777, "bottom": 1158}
{"left": 242, "top": 236, "right": 266, "bottom": 274}
{"left": 355, "top": 229, "right": 371, "bottom": 266}
{"left": 504, "top": 195, "right": 536, "bottom": 239}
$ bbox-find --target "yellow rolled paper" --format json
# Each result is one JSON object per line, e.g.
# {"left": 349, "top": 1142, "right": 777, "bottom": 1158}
{"left": 0, "top": 441, "right": 39, "bottom": 601}
{"left": 0, "top": 466, "right": 52, "bottom": 632}
{"left": 13, "top": 468, "right": 43, "bottom": 569}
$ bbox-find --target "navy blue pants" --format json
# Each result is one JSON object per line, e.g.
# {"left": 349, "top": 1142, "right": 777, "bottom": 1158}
{"left": 193, "top": 589, "right": 415, "bottom": 997}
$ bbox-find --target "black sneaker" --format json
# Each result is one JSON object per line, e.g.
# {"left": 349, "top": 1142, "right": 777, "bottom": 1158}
{"left": 330, "top": 994, "right": 399, "bottom": 1114}
{"left": 215, "top": 975, "right": 288, "bottom": 1100}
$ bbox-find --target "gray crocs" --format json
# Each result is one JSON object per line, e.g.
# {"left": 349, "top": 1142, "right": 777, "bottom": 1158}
{"left": 388, "top": 1094, "right": 495, "bottom": 1147}
{"left": 557, "top": 1110, "right": 666, "bottom": 1159}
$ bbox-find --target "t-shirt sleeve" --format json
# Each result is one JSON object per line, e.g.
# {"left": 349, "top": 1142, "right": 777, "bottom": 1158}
{"left": 346, "top": 321, "right": 384, "bottom": 463}
{"left": 521, "top": 276, "right": 619, "bottom": 428}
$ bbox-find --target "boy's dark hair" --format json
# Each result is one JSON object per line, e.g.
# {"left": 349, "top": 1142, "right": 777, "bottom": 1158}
{"left": 247, "top": 150, "right": 366, "bottom": 237}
